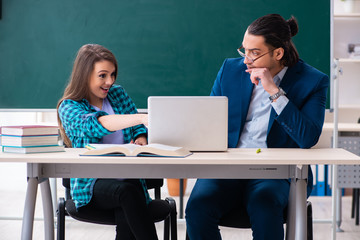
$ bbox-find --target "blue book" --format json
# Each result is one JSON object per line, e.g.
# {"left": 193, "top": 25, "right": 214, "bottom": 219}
{"left": 316, "top": 165, "right": 326, "bottom": 196}
{"left": 310, "top": 165, "right": 317, "bottom": 196}
{"left": 2, "top": 145, "right": 64, "bottom": 154}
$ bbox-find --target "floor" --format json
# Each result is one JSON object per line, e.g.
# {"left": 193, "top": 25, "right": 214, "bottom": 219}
{"left": 1, "top": 180, "right": 360, "bottom": 240}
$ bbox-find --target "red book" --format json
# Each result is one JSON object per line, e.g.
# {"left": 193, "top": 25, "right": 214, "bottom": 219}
{"left": 0, "top": 125, "right": 59, "bottom": 136}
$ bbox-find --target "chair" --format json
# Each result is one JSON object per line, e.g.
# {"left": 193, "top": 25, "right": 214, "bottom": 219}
{"left": 57, "top": 178, "right": 177, "bottom": 240}
{"left": 186, "top": 201, "right": 313, "bottom": 240}
{"left": 351, "top": 188, "right": 359, "bottom": 225}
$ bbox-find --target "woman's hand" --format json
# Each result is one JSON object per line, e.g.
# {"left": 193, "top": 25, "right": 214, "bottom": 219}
{"left": 133, "top": 135, "right": 147, "bottom": 145}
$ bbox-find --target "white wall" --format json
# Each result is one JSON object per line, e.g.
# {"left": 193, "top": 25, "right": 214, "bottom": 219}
{"left": 333, "top": 0, "right": 360, "bottom": 106}
{"left": 334, "top": 0, "right": 360, "bottom": 14}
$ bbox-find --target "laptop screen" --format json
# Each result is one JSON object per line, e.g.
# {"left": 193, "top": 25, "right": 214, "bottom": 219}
{"left": 148, "top": 96, "right": 228, "bottom": 151}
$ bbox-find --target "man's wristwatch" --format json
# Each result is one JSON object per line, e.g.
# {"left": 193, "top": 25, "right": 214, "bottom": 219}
{"left": 269, "top": 87, "right": 286, "bottom": 102}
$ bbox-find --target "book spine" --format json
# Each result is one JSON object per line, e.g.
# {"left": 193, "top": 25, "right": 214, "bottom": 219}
{"left": 1, "top": 145, "right": 60, "bottom": 148}
{"left": 1, "top": 134, "right": 59, "bottom": 137}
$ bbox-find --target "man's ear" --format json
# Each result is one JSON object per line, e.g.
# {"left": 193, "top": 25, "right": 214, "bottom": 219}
{"left": 274, "top": 48, "right": 284, "bottom": 61}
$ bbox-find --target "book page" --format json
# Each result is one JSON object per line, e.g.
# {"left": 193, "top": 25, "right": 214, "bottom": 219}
{"left": 88, "top": 144, "right": 138, "bottom": 152}
{"left": 133, "top": 143, "right": 190, "bottom": 157}
{"left": 83, "top": 143, "right": 191, "bottom": 157}
{"left": 85, "top": 144, "right": 138, "bottom": 156}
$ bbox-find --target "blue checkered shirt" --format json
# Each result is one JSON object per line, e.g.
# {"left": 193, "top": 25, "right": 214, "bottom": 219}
{"left": 58, "top": 84, "right": 149, "bottom": 209}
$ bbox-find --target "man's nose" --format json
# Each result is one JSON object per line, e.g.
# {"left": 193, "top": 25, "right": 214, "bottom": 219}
{"left": 243, "top": 55, "right": 252, "bottom": 64}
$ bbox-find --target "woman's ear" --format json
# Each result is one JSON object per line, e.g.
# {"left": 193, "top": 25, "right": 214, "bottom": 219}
{"left": 274, "top": 48, "right": 284, "bottom": 61}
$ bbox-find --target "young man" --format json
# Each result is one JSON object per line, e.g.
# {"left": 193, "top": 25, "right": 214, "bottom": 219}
{"left": 185, "top": 14, "right": 329, "bottom": 240}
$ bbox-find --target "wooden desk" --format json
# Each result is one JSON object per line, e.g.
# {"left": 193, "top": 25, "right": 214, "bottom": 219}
{"left": 1, "top": 148, "right": 359, "bottom": 240}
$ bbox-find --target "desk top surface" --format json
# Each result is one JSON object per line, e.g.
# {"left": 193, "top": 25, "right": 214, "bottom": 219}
{"left": 323, "top": 122, "right": 360, "bottom": 132}
{"left": 0, "top": 148, "right": 359, "bottom": 165}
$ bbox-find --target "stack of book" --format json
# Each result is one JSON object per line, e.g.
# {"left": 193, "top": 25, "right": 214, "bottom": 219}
{"left": 0, "top": 125, "right": 65, "bottom": 154}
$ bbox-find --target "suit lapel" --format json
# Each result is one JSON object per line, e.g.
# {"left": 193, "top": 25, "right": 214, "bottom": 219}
{"left": 239, "top": 71, "right": 254, "bottom": 127}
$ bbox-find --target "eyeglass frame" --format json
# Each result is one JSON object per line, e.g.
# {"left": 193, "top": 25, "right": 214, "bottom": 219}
{"left": 237, "top": 46, "right": 276, "bottom": 63}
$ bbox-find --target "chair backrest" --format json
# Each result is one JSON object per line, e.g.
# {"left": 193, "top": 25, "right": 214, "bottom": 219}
{"left": 62, "top": 178, "right": 71, "bottom": 200}
{"left": 62, "top": 178, "right": 70, "bottom": 188}
{"left": 145, "top": 179, "right": 164, "bottom": 189}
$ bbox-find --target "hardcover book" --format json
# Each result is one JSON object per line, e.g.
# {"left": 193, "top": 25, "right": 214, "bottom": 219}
{"left": 0, "top": 125, "right": 59, "bottom": 136}
{"left": 1, "top": 134, "right": 59, "bottom": 147}
{"left": 2, "top": 145, "right": 65, "bottom": 154}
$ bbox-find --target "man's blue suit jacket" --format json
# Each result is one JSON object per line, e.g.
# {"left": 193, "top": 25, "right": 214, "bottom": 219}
{"left": 211, "top": 58, "right": 329, "bottom": 194}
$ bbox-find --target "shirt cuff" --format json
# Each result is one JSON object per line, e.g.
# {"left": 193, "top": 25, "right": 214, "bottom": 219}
{"left": 271, "top": 95, "right": 289, "bottom": 115}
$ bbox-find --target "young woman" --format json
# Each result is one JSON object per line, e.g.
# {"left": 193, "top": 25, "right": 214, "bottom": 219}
{"left": 57, "top": 44, "right": 158, "bottom": 240}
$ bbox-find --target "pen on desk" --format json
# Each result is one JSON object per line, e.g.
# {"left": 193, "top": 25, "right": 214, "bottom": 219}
{"left": 85, "top": 145, "right": 95, "bottom": 150}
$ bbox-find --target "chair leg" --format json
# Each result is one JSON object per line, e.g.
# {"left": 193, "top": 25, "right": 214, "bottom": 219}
{"left": 351, "top": 189, "right": 356, "bottom": 219}
{"left": 164, "top": 216, "right": 170, "bottom": 240}
{"left": 355, "top": 189, "right": 359, "bottom": 225}
{"left": 170, "top": 209, "right": 178, "bottom": 240}
{"left": 57, "top": 198, "right": 66, "bottom": 240}
{"left": 166, "top": 197, "right": 178, "bottom": 240}
{"left": 307, "top": 201, "right": 313, "bottom": 240}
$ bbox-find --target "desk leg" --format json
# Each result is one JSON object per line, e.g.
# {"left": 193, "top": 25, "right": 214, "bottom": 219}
{"left": 50, "top": 178, "right": 58, "bottom": 216}
{"left": 40, "top": 179, "right": 54, "bottom": 240}
{"left": 286, "top": 178, "right": 296, "bottom": 240}
{"left": 21, "top": 177, "right": 38, "bottom": 240}
{"left": 332, "top": 164, "right": 338, "bottom": 240}
{"left": 286, "top": 167, "right": 307, "bottom": 240}
{"left": 336, "top": 188, "right": 343, "bottom": 232}
{"left": 295, "top": 178, "right": 307, "bottom": 240}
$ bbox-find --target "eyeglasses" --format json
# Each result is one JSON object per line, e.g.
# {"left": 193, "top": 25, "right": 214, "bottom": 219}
{"left": 237, "top": 46, "right": 275, "bottom": 63}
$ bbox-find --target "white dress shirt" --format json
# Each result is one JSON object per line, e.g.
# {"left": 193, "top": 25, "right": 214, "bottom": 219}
{"left": 237, "top": 67, "right": 289, "bottom": 148}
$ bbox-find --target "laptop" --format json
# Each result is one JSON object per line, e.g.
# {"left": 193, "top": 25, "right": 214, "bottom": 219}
{"left": 148, "top": 96, "right": 228, "bottom": 151}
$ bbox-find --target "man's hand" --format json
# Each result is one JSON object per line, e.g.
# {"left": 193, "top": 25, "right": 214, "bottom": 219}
{"left": 245, "top": 68, "right": 278, "bottom": 96}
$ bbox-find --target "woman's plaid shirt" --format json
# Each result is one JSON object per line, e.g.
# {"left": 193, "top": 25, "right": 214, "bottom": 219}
{"left": 58, "top": 84, "right": 149, "bottom": 209}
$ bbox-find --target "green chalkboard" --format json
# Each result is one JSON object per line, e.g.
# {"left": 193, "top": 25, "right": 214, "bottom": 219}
{"left": 0, "top": 0, "right": 330, "bottom": 109}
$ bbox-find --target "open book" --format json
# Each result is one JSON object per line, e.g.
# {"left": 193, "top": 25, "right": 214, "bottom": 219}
{"left": 81, "top": 143, "right": 192, "bottom": 157}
